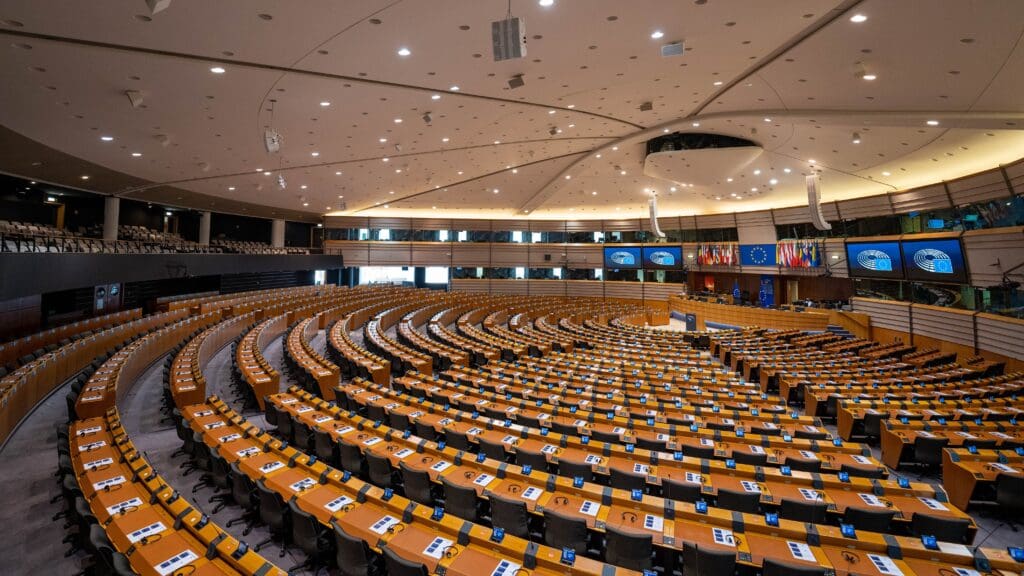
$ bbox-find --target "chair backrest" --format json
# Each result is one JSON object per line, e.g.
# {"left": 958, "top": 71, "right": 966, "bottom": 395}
{"left": 210, "top": 451, "right": 231, "bottom": 490}
{"left": 763, "top": 558, "right": 827, "bottom": 576}
{"left": 909, "top": 512, "right": 970, "bottom": 543}
{"left": 442, "top": 477, "right": 479, "bottom": 521}
{"left": 230, "top": 461, "right": 257, "bottom": 509}
{"left": 366, "top": 451, "right": 394, "bottom": 488}
{"left": 682, "top": 541, "right": 737, "bottom": 576}
{"left": 605, "top": 525, "right": 653, "bottom": 571}
{"left": 840, "top": 463, "right": 885, "bottom": 479}
{"left": 289, "top": 499, "right": 326, "bottom": 557}
{"left": 784, "top": 457, "right": 822, "bottom": 473}
{"left": 333, "top": 522, "right": 373, "bottom": 576}
{"left": 314, "top": 428, "right": 339, "bottom": 466}
{"left": 517, "top": 414, "right": 541, "bottom": 429}
{"left": 681, "top": 444, "right": 715, "bottom": 459}
{"left": 557, "top": 459, "right": 593, "bottom": 482}
{"left": 339, "top": 440, "right": 366, "bottom": 475}
{"left": 264, "top": 402, "right": 281, "bottom": 427}
{"left": 515, "top": 449, "right": 548, "bottom": 470}
{"left": 663, "top": 478, "right": 702, "bottom": 503}
{"left": 389, "top": 411, "right": 410, "bottom": 432}
{"left": 445, "top": 430, "right": 471, "bottom": 450}
{"left": 995, "top": 473, "right": 1024, "bottom": 514}
{"left": 779, "top": 498, "right": 828, "bottom": 524}
{"left": 913, "top": 437, "right": 949, "bottom": 465}
{"left": 291, "top": 415, "right": 312, "bottom": 450}
{"left": 591, "top": 429, "right": 620, "bottom": 444}
{"left": 276, "top": 409, "right": 294, "bottom": 440}
{"left": 863, "top": 412, "right": 884, "bottom": 436}
{"left": 716, "top": 488, "right": 760, "bottom": 514}
{"left": 256, "top": 479, "right": 288, "bottom": 535}
{"left": 365, "top": 404, "right": 386, "bottom": 422}
{"left": 400, "top": 461, "right": 434, "bottom": 505}
{"left": 382, "top": 544, "right": 429, "bottom": 576}
{"left": 479, "top": 438, "right": 507, "bottom": 461}
{"left": 843, "top": 507, "right": 895, "bottom": 533}
{"left": 732, "top": 451, "right": 768, "bottom": 466}
{"left": 795, "top": 429, "right": 828, "bottom": 441}
{"left": 543, "top": 508, "right": 589, "bottom": 553}
{"left": 610, "top": 468, "right": 646, "bottom": 491}
{"left": 489, "top": 493, "right": 530, "bottom": 538}
{"left": 414, "top": 421, "right": 438, "bottom": 442}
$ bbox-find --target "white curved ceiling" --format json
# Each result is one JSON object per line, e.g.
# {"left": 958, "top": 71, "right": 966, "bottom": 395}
{"left": 0, "top": 0, "right": 1021, "bottom": 221}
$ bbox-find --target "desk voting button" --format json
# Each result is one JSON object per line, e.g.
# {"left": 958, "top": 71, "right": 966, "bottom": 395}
{"left": 490, "top": 527, "right": 505, "bottom": 543}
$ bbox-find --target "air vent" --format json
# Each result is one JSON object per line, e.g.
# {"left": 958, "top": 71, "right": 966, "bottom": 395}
{"left": 661, "top": 41, "right": 685, "bottom": 57}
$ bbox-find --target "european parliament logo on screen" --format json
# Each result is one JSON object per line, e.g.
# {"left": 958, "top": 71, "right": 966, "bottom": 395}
{"left": 911, "top": 247, "right": 953, "bottom": 274}
{"left": 603, "top": 247, "right": 642, "bottom": 269}
{"left": 857, "top": 249, "right": 893, "bottom": 271}
{"left": 608, "top": 250, "right": 636, "bottom": 266}
{"left": 901, "top": 238, "right": 966, "bottom": 283}
{"left": 845, "top": 241, "right": 904, "bottom": 279}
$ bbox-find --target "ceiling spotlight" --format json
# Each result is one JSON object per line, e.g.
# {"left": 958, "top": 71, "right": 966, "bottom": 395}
{"left": 753, "top": 169, "right": 761, "bottom": 175}
{"left": 493, "top": 188, "right": 500, "bottom": 194}
{"left": 379, "top": 138, "right": 387, "bottom": 143}
{"left": 591, "top": 191, "right": 598, "bottom": 195}
{"left": 46, "top": 196, "right": 56, "bottom": 202}
{"left": 619, "top": 170, "right": 627, "bottom": 175}
{"left": 735, "top": 195, "right": 742, "bottom": 199}
{"left": 431, "top": 94, "right": 441, "bottom": 100}
{"left": 508, "top": 75, "right": 525, "bottom": 89}
{"left": 713, "top": 80, "right": 723, "bottom": 86}
{"left": 650, "top": 30, "right": 664, "bottom": 39}
{"left": 808, "top": 159, "right": 816, "bottom": 164}
{"left": 538, "top": 0, "right": 554, "bottom": 6}
{"left": 335, "top": 171, "right": 342, "bottom": 175}
{"left": 564, "top": 175, "right": 572, "bottom": 179}
{"left": 861, "top": 73, "right": 877, "bottom": 81}
{"left": 302, "top": 202, "right": 309, "bottom": 207}
{"left": 300, "top": 184, "right": 308, "bottom": 189}
{"left": 726, "top": 177, "right": 733, "bottom": 182}
{"left": 852, "top": 132, "right": 861, "bottom": 144}
{"left": 100, "top": 135, "right": 114, "bottom": 142}
{"left": 320, "top": 101, "right": 331, "bottom": 107}
{"left": 449, "top": 85, "right": 460, "bottom": 91}
{"left": 692, "top": 122, "right": 700, "bottom": 127}
{"left": 228, "top": 186, "right": 235, "bottom": 191}
{"left": 394, "top": 118, "right": 403, "bottom": 123}
{"left": 397, "top": 47, "right": 411, "bottom": 57}
{"left": 512, "top": 169, "right": 518, "bottom": 174}
{"left": 926, "top": 119, "right": 940, "bottom": 126}
{"left": 783, "top": 168, "right": 791, "bottom": 173}
{"left": 849, "top": 13, "right": 868, "bottom": 23}
{"left": 131, "top": 152, "right": 142, "bottom": 157}
{"left": 763, "top": 117, "right": 771, "bottom": 123}
{"left": 210, "top": 66, "right": 225, "bottom": 74}
{"left": 750, "top": 187, "right": 758, "bottom": 192}
{"left": 311, "top": 151, "right": 320, "bottom": 157}
{"left": 769, "top": 178, "right": 778, "bottom": 185}
{"left": 882, "top": 171, "right": 891, "bottom": 176}
{"left": 612, "top": 146, "right": 618, "bottom": 151}
{"left": 442, "top": 137, "right": 450, "bottom": 142}
{"left": 80, "top": 175, "right": 90, "bottom": 180}
{"left": 382, "top": 157, "right": 389, "bottom": 162}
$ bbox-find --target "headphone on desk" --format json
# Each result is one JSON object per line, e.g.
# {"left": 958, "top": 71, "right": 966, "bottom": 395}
{"left": 442, "top": 544, "right": 461, "bottom": 559}
{"left": 621, "top": 511, "right": 637, "bottom": 523}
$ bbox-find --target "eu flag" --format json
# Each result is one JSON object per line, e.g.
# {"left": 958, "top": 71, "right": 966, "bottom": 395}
{"left": 739, "top": 244, "right": 777, "bottom": 266}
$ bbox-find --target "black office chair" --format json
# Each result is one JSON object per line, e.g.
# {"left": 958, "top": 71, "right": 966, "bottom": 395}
{"left": 365, "top": 404, "right": 386, "bottom": 423}
{"left": 291, "top": 414, "right": 313, "bottom": 451}
{"left": 89, "top": 524, "right": 121, "bottom": 576}
{"left": 557, "top": 459, "right": 593, "bottom": 483}
{"left": 795, "top": 429, "right": 829, "bottom": 441}
{"left": 333, "top": 521, "right": 379, "bottom": 576}
{"left": 414, "top": 420, "right": 439, "bottom": 442}
{"left": 784, "top": 457, "right": 822, "bottom": 473}
{"left": 515, "top": 449, "right": 549, "bottom": 471}
{"left": 681, "top": 444, "right": 715, "bottom": 460}
{"left": 479, "top": 438, "right": 508, "bottom": 462}
{"left": 288, "top": 499, "right": 335, "bottom": 572}
{"left": 226, "top": 462, "right": 259, "bottom": 535}
{"left": 965, "top": 439, "right": 998, "bottom": 451}
{"left": 489, "top": 492, "right": 531, "bottom": 539}
{"left": 716, "top": 488, "right": 760, "bottom": 514}
{"left": 339, "top": 439, "right": 366, "bottom": 477}
{"left": 442, "top": 477, "right": 480, "bottom": 521}
{"left": 779, "top": 498, "right": 828, "bottom": 524}
{"left": 255, "top": 479, "right": 291, "bottom": 556}
{"left": 400, "top": 461, "right": 435, "bottom": 505}
{"left": 707, "top": 421, "right": 734, "bottom": 432}
{"left": 610, "top": 468, "right": 646, "bottom": 492}
{"left": 762, "top": 558, "right": 827, "bottom": 576}
{"left": 605, "top": 525, "right": 653, "bottom": 571}
{"left": 912, "top": 437, "right": 949, "bottom": 471}
{"left": 389, "top": 411, "right": 411, "bottom": 433}
{"left": 382, "top": 545, "right": 429, "bottom": 576}
{"left": 638, "top": 437, "right": 668, "bottom": 452}
{"left": 995, "top": 473, "right": 1024, "bottom": 518}
{"left": 862, "top": 412, "right": 884, "bottom": 442}
{"left": 751, "top": 425, "right": 782, "bottom": 437}
{"left": 65, "top": 392, "right": 78, "bottom": 422}
{"left": 445, "top": 430, "right": 472, "bottom": 451}
{"left": 275, "top": 408, "right": 294, "bottom": 442}
{"left": 840, "top": 463, "right": 885, "bottom": 479}
{"left": 732, "top": 451, "right": 768, "bottom": 467}
{"left": 591, "top": 429, "right": 621, "bottom": 444}
{"left": 682, "top": 541, "right": 737, "bottom": 576}
{"left": 543, "top": 508, "right": 589, "bottom": 553}
{"left": 314, "top": 428, "right": 340, "bottom": 467}
{"left": 843, "top": 507, "right": 895, "bottom": 533}
{"left": 366, "top": 451, "right": 396, "bottom": 488}
{"left": 663, "top": 478, "right": 702, "bottom": 503}
{"left": 517, "top": 414, "right": 541, "bottom": 429}
{"left": 207, "top": 450, "right": 233, "bottom": 513}
{"left": 909, "top": 512, "right": 971, "bottom": 543}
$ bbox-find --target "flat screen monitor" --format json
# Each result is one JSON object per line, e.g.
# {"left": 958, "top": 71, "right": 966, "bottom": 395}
{"left": 901, "top": 238, "right": 968, "bottom": 283}
{"left": 603, "top": 247, "right": 641, "bottom": 269}
{"left": 642, "top": 246, "right": 683, "bottom": 269}
{"left": 845, "top": 241, "right": 904, "bottom": 279}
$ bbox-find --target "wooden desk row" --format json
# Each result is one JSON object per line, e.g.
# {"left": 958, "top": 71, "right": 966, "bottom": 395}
{"left": 184, "top": 398, "right": 637, "bottom": 576}
{"left": 70, "top": 410, "right": 285, "bottom": 575}
{"left": 170, "top": 312, "right": 252, "bottom": 409}
{"left": 270, "top": 389, "right": 1021, "bottom": 576}
{"left": 942, "top": 447, "right": 1024, "bottom": 510}
{"left": 0, "top": 307, "right": 140, "bottom": 369}
{"left": 837, "top": 392, "right": 1024, "bottom": 441}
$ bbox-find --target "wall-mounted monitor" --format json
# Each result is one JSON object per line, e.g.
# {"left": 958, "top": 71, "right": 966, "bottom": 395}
{"left": 901, "top": 238, "right": 968, "bottom": 283}
{"left": 603, "top": 247, "right": 641, "bottom": 269}
{"left": 641, "top": 246, "right": 683, "bottom": 269}
{"left": 845, "top": 241, "right": 904, "bottom": 279}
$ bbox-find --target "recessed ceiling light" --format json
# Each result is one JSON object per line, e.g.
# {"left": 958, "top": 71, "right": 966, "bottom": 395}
{"left": 384, "top": 204, "right": 389, "bottom": 208}
{"left": 926, "top": 119, "right": 939, "bottom": 126}
{"left": 131, "top": 152, "right": 142, "bottom": 157}
{"left": 512, "top": 169, "right": 518, "bottom": 174}
{"left": 335, "top": 171, "right": 342, "bottom": 175}
{"left": 567, "top": 104, "right": 575, "bottom": 109}
{"left": 538, "top": 0, "right": 554, "bottom": 6}
{"left": 882, "top": 171, "right": 891, "bottom": 176}
{"left": 379, "top": 138, "right": 387, "bottom": 143}
{"left": 397, "top": 47, "right": 411, "bottom": 57}
{"left": 80, "top": 175, "right": 90, "bottom": 180}
{"left": 849, "top": 13, "right": 867, "bottom": 23}
{"left": 389, "top": 190, "right": 395, "bottom": 194}
{"left": 568, "top": 123, "right": 575, "bottom": 128}
{"left": 713, "top": 81, "right": 723, "bottom": 86}
{"left": 442, "top": 137, "right": 450, "bottom": 142}
{"left": 769, "top": 178, "right": 778, "bottom": 185}
{"left": 494, "top": 140, "right": 501, "bottom": 144}
{"left": 730, "top": 193, "right": 736, "bottom": 197}
{"left": 852, "top": 132, "right": 862, "bottom": 144}
{"left": 861, "top": 73, "right": 877, "bottom": 81}
{"left": 432, "top": 205, "right": 437, "bottom": 209}
{"left": 320, "top": 101, "right": 331, "bottom": 107}
{"left": 228, "top": 186, "right": 235, "bottom": 191}
{"left": 382, "top": 157, "right": 390, "bottom": 162}
{"left": 735, "top": 195, "right": 742, "bottom": 199}
{"left": 449, "top": 85, "right": 460, "bottom": 91}
{"left": 670, "top": 187, "right": 677, "bottom": 192}
{"left": 302, "top": 202, "right": 309, "bottom": 207}
{"left": 591, "top": 191, "right": 598, "bottom": 195}
{"left": 548, "top": 110, "right": 556, "bottom": 114}
{"left": 493, "top": 188, "right": 500, "bottom": 194}
{"left": 753, "top": 169, "right": 761, "bottom": 175}
{"left": 100, "top": 135, "right": 114, "bottom": 142}
{"left": 311, "top": 151, "right": 320, "bottom": 157}
{"left": 619, "top": 170, "right": 627, "bottom": 175}
{"left": 300, "top": 185, "right": 308, "bottom": 189}
{"left": 715, "top": 196, "right": 721, "bottom": 200}
{"left": 564, "top": 175, "right": 571, "bottom": 179}
{"left": 612, "top": 146, "right": 618, "bottom": 151}
{"left": 431, "top": 94, "right": 441, "bottom": 100}
{"left": 457, "top": 171, "right": 463, "bottom": 175}
{"left": 750, "top": 187, "right": 758, "bottom": 192}
{"left": 263, "top": 171, "right": 272, "bottom": 176}
{"left": 783, "top": 168, "right": 791, "bottom": 173}
{"left": 595, "top": 154, "right": 601, "bottom": 158}
{"left": 650, "top": 30, "right": 664, "bottom": 39}
{"left": 763, "top": 118, "right": 771, "bottom": 123}
{"left": 209, "top": 66, "right": 226, "bottom": 74}
{"left": 808, "top": 159, "right": 816, "bottom": 164}
{"left": 663, "top": 128, "right": 670, "bottom": 133}
{"left": 692, "top": 122, "right": 700, "bottom": 127}
{"left": 726, "top": 177, "right": 733, "bottom": 182}
{"left": 326, "top": 207, "right": 331, "bottom": 210}
{"left": 395, "top": 168, "right": 401, "bottom": 173}
{"left": 394, "top": 118, "right": 403, "bottom": 123}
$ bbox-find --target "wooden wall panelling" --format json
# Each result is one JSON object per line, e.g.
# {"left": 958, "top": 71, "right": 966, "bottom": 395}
{"left": 564, "top": 220, "right": 601, "bottom": 232}
{"left": 323, "top": 216, "right": 368, "bottom": 229}
{"left": 772, "top": 206, "right": 812, "bottom": 225}
{"left": 410, "top": 218, "right": 453, "bottom": 231}
{"left": 947, "top": 169, "right": 1010, "bottom": 206}
{"left": 451, "top": 278, "right": 489, "bottom": 293}
{"left": 528, "top": 220, "right": 566, "bottom": 232}
{"left": 836, "top": 195, "right": 894, "bottom": 220}
{"left": 961, "top": 226, "right": 1024, "bottom": 286}
{"left": 975, "top": 313, "right": 1024, "bottom": 362}
{"left": 1003, "top": 158, "right": 1024, "bottom": 192}
{"left": 490, "top": 219, "right": 530, "bottom": 232}
{"left": 528, "top": 280, "right": 567, "bottom": 297}
{"left": 850, "top": 297, "right": 911, "bottom": 332}
{"left": 566, "top": 280, "right": 604, "bottom": 299}
{"left": 911, "top": 304, "right": 975, "bottom": 348}
{"left": 490, "top": 244, "right": 531, "bottom": 267}
{"left": 489, "top": 279, "right": 529, "bottom": 295}
{"left": 694, "top": 213, "right": 735, "bottom": 229}
{"left": 602, "top": 219, "right": 644, "bottom": 232}
{"left": 604, "top": 282, "right": 644, "bottom": 301}
{"left": 410, "top": 242, "right": 452, "bottom": 267}
{"left": 679, "top": 215, "right": 699, "bottom": 230}
{"left": 367, "top": 241, "right": 413, "bottom": 266}
{"left": 823, "top": 238, "right": 849, "bottom": 277}
{"left": 563, "top": 244, "right": 603, "bottom": 269}
{"left": 368, "top": 217, "right": 412, "bottom": 230}
{"left": 643, "top": 282, "right": 684, "bottom": 301}
{"left": 889, "top": 183, "right": 950, "bottom": 214}
{"left": 450, "top": 243, "right": 492, "bottom": 267}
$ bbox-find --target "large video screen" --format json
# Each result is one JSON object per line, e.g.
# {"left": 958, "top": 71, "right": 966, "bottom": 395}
{"left": 901, "top": 238, "right": 968, "bottom": 283}
{"left": 845, "top": 241, "right": 904, "bottom": 279}
{"left": 603, "top": 247, "right": 641, "bottom": 269}
{"left": 642, "top": 246, "right": 683, "bottom": 269}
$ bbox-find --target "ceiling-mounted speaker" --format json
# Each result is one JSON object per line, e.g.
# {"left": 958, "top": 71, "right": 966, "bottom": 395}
{"left": 492, "top": 17, "right": 526, "bottom": 61}
{"left": 807, "top": 174, "right": 832, "bottom": 231}
{"left": 264, "top": 128, "right": 281, "bottom": 154}
{"left": 661, "top": 41, "right": 685, "bottom": 57}
{"left": 422, "top": 112, "right": 432, "bottom": 124}
{"left": 125, "top": 90, "right": 144, "bottom": 108}
{"left": 146, "top": 0, "right": 171, "bottom": 14}
{"left": 649, "top": 196, "right": 666, "bottom": 238}
{"left": 639, "top": 101, "right": 653, "bottom": 112}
